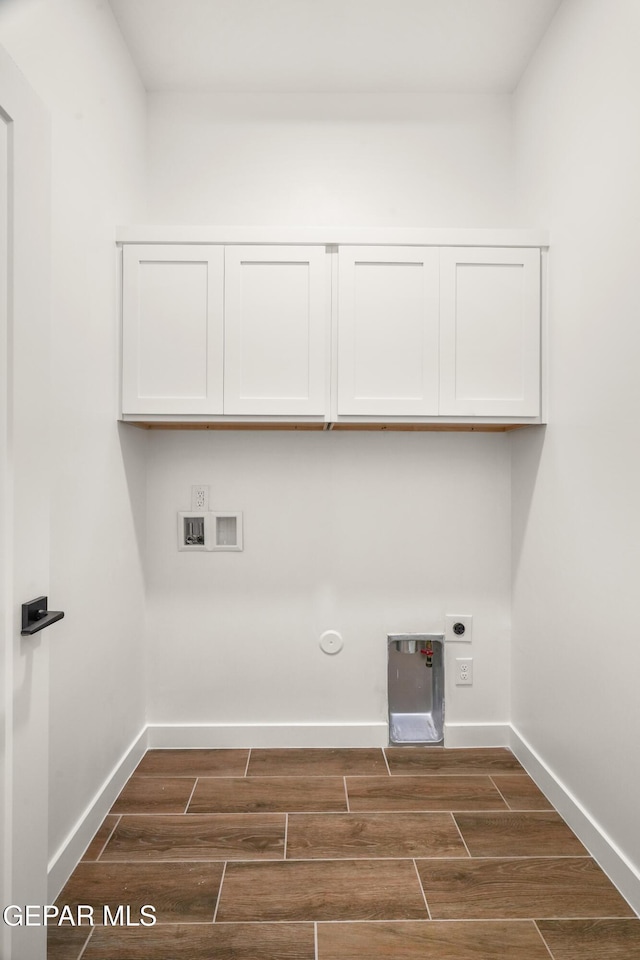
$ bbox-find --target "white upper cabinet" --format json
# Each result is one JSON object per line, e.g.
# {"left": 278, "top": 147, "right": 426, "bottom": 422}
{"left": 439, "top": 247, "right": 541, "bottom": 417}
{"left": 122, "top": 244, "right": 224, "bottom": 415}
{"left": 338, "top": 247, "right": 440, "bottom": 416}
{"left": 224, "top": 246, "right": 329, "bottom": 416}
{"left": 119, "top": 231, "right": 545, "bottom": 426}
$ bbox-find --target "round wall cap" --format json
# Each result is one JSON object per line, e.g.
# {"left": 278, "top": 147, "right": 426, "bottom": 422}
{"left": 319, "top": 630, "right": 344, "bottom": 655}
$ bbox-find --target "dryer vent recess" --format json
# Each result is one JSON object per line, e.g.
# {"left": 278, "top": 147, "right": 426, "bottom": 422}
{"left": 387, "top": 633, "right": 444, "bottom": 746}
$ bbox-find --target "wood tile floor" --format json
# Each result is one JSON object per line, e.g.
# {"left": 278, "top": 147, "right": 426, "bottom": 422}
{"left": 49, "top": 747, "right": 640, "bottom": 959}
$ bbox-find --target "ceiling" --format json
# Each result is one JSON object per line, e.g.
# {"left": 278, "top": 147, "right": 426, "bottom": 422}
{"left": 108, "top": 0, "right": 563, "bottom": 95}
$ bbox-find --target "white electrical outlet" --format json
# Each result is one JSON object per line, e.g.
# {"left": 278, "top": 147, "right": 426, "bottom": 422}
{"left": 455, "top": 658, "right": 473, "bottom": 685}
{"left": 445, "top": 614, "right": 473, "bottom": 643}
{"left": 191, "top": 485, "right": 209, "bottom": 511}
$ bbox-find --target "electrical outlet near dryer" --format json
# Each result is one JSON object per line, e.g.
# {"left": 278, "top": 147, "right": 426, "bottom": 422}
{"left": 445, "top": 614, "right": 473, "bottom": 643}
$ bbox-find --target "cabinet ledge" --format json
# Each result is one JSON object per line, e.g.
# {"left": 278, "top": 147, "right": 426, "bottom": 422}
{"left": 119, "top": 420, "right": 543, "bottom": 433}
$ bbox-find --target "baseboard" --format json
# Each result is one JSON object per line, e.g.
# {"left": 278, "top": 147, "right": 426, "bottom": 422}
{"left": 146, "top": 722, "right": 389, "bottom": 749}
{"left": 444, "top": 722, "right": 511, "bottom": 748}
{"left": 47, "top": 726, "right": 148, "bottom": 899}
{"left": 510, "top": 724, "right": 640, "bottom": 916}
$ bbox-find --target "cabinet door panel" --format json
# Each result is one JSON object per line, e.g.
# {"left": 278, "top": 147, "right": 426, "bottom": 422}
{"left": 122, "top": 244, "right": 224, "bottom": 415}
{"left": 224, "top": 246, "right": 328, "bottom": 416}
{"left": 439, "top": 248, "right": 540, "bottom": 416}
{"left": 338, "top": 247, "right": 439, "bottom": 416}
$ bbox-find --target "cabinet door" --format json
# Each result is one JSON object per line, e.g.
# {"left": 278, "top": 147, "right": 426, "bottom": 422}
{"left": 338, "top": 247, "right": 439, "bottom": 416}
{"left": 224, "top": 245, "right": 329, "bottom": 416}
{"left": 122, "top": 244, "right": 224, "bottom": 415}
{"left": 439, "top": 247, "right": 540, "bottom": 417}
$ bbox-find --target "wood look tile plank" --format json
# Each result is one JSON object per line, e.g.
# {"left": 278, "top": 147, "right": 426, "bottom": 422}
{"left": 101, "top": 813, "right": 285, "bottom": 861}
{"left": 317, "top": 920, "right": 553, "bottom": 959}
{"left": 82, "top": 815, "right": 120, "bottom": 861}
{"left": 216, "top": 860, "right": 429, "bottom": 922}
{"left": 110, "top": 777, "right": 196, "bottom": 814}
{"left": 453, "top": 811, "right": 587, "bottom": 857}
{"left": 346, "top": 776, "right": 507, "bottom": 811}
{"left": 247, "top": 748, "right": 387, "bottom": 777}
{"left": 416, "top": 857, "right": 636, "bottom": 920}
{"left": 134, "top": 748, "right": 249, "bottom": 777}
{"left": 491, "top": 775, "right": 553, "bottom": 810}
{"left": 536, "top": 919, "right": 640, "bottom": 959}
{"left": 287, "top": 812, "right": 468, "bottom": 859}
{"left": 56, "top": 861, "right": 223, "bottom": 924}
{"left": 385, "top": 748, "right": 525, "bottom": 777}
{"left": 83, "top": 922, "right": 315, "bottom": 960}
{"left": 54, "top": 746, "right": 635, "bottom": 957}
{"left": 188, "top": 776, "right": 347, "bottom": 813}
{"left": 47, "top": 925, "right": 93, "bottom": 960}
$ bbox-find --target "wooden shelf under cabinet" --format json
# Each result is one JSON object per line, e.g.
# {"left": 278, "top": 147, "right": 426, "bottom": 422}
{"left": 121, "top": 420, "right": 540, "bottom": 433}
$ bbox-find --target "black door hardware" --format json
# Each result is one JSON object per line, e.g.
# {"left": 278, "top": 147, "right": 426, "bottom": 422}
{"left": 21, "top": 596, "right": 65, "bottom": 636}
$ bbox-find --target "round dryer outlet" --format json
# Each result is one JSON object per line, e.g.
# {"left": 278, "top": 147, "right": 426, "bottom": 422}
{"left": 319, "top": 630, "right": 344, "bottom": 655}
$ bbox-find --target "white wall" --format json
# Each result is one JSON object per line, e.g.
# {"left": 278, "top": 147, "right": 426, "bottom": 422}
{"left": 512, "top": 0, "right": 640, "bottom": 888}
{"left": 146, "top": 430, "right": 512, "bottom": 740}
{"left": 143, "top": 87, "right": 517, "bottom": 742}
{"left": 0, "top": 0, "right": 148, "bottom": 865}
{"left": 147, "top": 91, "right": 515, "bottom": 227}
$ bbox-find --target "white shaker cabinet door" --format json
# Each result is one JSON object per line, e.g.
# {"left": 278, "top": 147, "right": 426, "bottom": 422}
{"left": 439, "top": 247, "right": 541, "bottom": 417}
{"left": 224, "top": 245, "right": 329, "bottom": 416}
{"left": 338, "top": 247, "right": 440, "bottom": 416}
{"left": 122, "top": 244, "right": 224, "bottom": 415}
